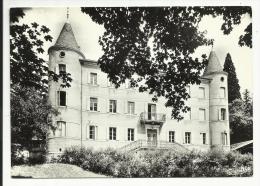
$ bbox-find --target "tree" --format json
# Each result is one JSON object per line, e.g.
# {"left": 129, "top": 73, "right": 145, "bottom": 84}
{"left": 229, "top": 91, "right": 253, "bottom": 144}
{"left": 243, "top": 89, "right": 253, "bottom": 117}
{"left": 223, "top": 53, "right": 241, "bottom": 103}
{"left": 11, "top": 85, "right": 59, "bottom": 163}
{"left": 81, "top": 7, "right": 251, "bottom": 120}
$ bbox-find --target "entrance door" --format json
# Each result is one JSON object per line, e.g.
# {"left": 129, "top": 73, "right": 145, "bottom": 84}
{"left": 147, "top": 129, "right": 157, "bottom": 147}
{"left": 148, "top": 104, "right": 156, "bottom": 120}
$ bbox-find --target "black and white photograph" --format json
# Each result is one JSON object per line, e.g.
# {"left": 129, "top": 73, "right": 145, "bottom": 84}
{"left": 2, "top": 1, "right": 260, "bottom": 185}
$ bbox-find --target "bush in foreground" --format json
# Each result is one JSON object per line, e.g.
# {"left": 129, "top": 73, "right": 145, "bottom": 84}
{"left": 55, "top": 146, "right": 253, "bottom": 177}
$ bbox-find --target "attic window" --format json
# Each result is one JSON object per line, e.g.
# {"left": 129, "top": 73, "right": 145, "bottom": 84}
{"left": 221, "top": 77, "right": 224, "bottom": 82}
{"left": 60, "top": 51, "right": 65, "bottom": 58}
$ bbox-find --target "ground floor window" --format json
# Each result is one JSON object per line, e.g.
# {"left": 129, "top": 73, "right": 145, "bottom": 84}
{"left": 55, "top": 121, "right": 66, "bottom": 137}
{"left": 201, "top": 133, "right": 206, "bottom": 144}
{"left": 89, "top": 125, "right": 96, "bottom": 140}
{"left": 185, "top": 132, "right": 191, "bottom": 144}
{"left": 128, "top": 128, "right": 134, "bottom": 141}
{"left": 109, "top": 127, "right": 117, "bottom": 140}
{"left": 169, "top": 131, "right": 175, "bottom": 143}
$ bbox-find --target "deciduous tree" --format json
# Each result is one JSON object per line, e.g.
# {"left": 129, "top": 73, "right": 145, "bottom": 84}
{"left": 82, "top": 7, "right": 251, "bottom": 119}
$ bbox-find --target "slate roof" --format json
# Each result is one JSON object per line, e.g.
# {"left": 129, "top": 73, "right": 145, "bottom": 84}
{"left": 49, "top": 22, "right": 85, "bottom": 59}
{"left": 203, "top": 51, "right": 224, "bottom": 76}
{"left": 55, "top": 22, "right": 80, "bottom": 50}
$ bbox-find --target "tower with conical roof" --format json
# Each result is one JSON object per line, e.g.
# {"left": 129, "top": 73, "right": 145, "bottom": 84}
{"left": 203, "top": 50, "right": 230, "bottom": 150}
{"left": 47, "top": 17, "right": 85, "bottom": 154}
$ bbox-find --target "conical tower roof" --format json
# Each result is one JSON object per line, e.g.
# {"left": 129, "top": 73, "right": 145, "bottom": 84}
{"left": 203, "top": 50, "right": 223, "bottom": 76}
{"left": 55, "top": 22, "right": 80, "bottom": 50}
{"left": 48, "top": 22, "right": 85, "bottom": 59}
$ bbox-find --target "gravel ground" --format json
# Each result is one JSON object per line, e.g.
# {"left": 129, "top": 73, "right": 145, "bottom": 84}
{"left": 11, "top": 163, "right": 107, "bottom": 178}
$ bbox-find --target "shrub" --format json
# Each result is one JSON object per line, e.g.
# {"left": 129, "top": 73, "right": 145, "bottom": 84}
{"left": 57, "top": 147, "right": 253, "bottom": 177}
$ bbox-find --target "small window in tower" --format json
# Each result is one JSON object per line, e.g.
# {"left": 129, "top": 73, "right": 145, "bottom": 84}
{"left": 198, "top": 87, "right": 205, "bottom": 99}
{"left": 220, "top": 87, "right": 226, "bottom": 98}
{"left": 199, "top": 108, "right": 206, "bottom": 121}
{"left": 59, "top": 64, "right": 66, "bottom": 74}
{"left": 60, "top": 51, "right": 65, "bottom": 58}
{"left": 58, "top": 91, "right": 66, "bottom": 106}
{"left": 220, "top": 108, "right": 226, "bottom": 120}
{"left": 221, "top": 77, "right": 224, "bottom": 82}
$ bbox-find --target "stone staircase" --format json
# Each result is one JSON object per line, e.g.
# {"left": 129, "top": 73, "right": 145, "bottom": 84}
{"left": 120, "top": 140, "right": 188, "bottom": 153}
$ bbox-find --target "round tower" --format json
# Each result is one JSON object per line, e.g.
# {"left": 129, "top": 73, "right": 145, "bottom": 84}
{"left": 47, "top": 21, "right": 85, "bottom": 155}
{"left": 203, "top": 51, "right": 230, "bottom": 151}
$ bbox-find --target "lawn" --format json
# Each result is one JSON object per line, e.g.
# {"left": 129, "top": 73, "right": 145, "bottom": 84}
{"left": 11, "top": 163, "right": 107, "bottom": 178}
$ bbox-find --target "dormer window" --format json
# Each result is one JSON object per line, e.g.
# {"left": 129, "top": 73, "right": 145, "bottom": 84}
{"left": 59, "top": 51, "right": 65, "bottom": 58}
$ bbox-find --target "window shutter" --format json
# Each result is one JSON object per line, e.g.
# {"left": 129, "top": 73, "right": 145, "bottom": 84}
{"left": 107, "top": 100, "right": 110, "bottom": 112}
{"left": 66, "top": 91, "right": 68, "bottom": 107}
{"left": 218, "top": 108, "right": 221, "bottom": 120}
{"left": 95, "top": 126, "right": 98, "bottom": 140}
{"left": 106, "top": 127, "right": 108, "bottom": 140}
{"left": 88, "top": 72, "right": 91, "bottom": 84}
{"left": 55, "top": 64, "right": 59, "bottom": 74}
{"left": 86, "top": 97, "right": 90, "bottom": 111}
{"left": 97, "top": 98, "right": 100, "bottom": 112}
{"left": 125, "top": 101, "right": 128, "bottom": 114}
{"left": 86, "top": 124, "right": 88, "bottom": 140}
{"left": 57, "top": 91, "right": 59, "bottom": 106}
{"left": 117, "top": 100, "right": 119, "bottom": 113}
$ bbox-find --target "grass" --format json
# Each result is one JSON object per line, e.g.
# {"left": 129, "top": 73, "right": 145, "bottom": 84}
{"left": 11, "top": 163, "right": 107, "bottom": 178}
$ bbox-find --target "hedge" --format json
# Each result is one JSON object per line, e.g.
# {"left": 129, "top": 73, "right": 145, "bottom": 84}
{"left": 53, "top": 146, "right": 253, "bottom": 177}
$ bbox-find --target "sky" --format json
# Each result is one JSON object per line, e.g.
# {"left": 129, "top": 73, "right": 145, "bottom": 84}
{"left": 20, "top": 7, "right": 253, "bottom": 94}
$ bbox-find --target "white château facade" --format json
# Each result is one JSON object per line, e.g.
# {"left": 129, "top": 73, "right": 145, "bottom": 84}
{"left": 47, "top": 21, "right": 230, "bottom": 155}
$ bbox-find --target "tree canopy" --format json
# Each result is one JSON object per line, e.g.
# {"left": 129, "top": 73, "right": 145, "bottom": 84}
{"left": 229, "top": 90, "right": 253, "bottom": 144}
{"left": 82, "top": 7, "right": 251, "bottom": 120}
{"left": 223, "top": 53, "right": 241, "bottom": 103}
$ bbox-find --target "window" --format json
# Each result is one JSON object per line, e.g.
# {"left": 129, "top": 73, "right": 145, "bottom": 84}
{"left": 220, "top": 87, "right": 226, "bottom": 98}
{"left": 169, "top": 131, "right": 175, "bottom": 143}
{"left": 128, "top": 102, "right": 135, "bottom": 115}
{"left": 55, "top": 121, "right": 66, "bottom": 137}
{"left": 201, "top": 133, "right": 206, "bottom": 144}
{"left": 58, "top": 91, "right": 66, "bottom": 106}
{"left": 59, "top": 51, "right": 65, "bottom": 58}
{"left": 199, "top": 108, "right": 206, "bottom": 121}
{"left": 90, "top": 97, "right": 98, "bottom": 111}
{"left": 59, "top": 64, "right": 66, "bottom": 74}
{"left": 90, "top": 73, "right": 97, "bottom": 85}
{"left": 220, "top": 108, "right": 226, "bottom": 120}
{"left": 128, "top": 128, "right": 134, "bottom": 141}
{"left": 185, "top": 132, "right": 191, "bottom": 144}
{"left": 221, "top": 132, "right": 228, "bottom": 145}
{"left": 109, "top": 100, "right": 117, "bottom": 113}
{"left": 109, "top": 127, "right": 117, "bottom": 140}
{"left": 89, "top": 125, "right": 95, "bottom": 140}
{"left": 199, "top": 87, "right": 205, "bottom": 99}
